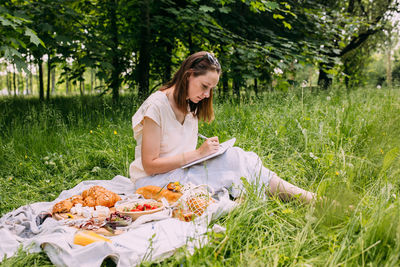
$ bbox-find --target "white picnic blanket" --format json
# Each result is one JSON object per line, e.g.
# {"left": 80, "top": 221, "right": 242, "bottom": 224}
{"left": 0, "top": 175, "right": 236, "bottom": 266}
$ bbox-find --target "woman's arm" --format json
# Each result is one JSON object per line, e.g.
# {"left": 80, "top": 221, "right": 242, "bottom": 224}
{"left": 141, "top": 117, "right": 219, "bottom": 175}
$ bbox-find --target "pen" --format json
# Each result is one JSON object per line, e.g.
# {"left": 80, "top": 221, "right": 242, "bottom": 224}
{"left": 197, "top": 133, "right": 208, "bottom": 140}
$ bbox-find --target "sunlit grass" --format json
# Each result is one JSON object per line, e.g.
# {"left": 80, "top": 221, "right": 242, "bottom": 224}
{"left": 1, "top": 87, "right": 399, "bottom": 266}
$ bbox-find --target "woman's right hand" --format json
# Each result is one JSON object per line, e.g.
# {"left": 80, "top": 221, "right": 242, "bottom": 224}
{"left": 197, "top": 136, "right": 220, "bottom": 157}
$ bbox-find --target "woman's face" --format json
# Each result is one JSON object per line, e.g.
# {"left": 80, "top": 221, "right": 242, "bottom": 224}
{"left": 187, "top": 70, "right": 220, "bottom": 103}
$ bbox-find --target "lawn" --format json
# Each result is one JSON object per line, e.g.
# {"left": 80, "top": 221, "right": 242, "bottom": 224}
{"left": 1, "top": 87, "right": 399, "bottom": 266}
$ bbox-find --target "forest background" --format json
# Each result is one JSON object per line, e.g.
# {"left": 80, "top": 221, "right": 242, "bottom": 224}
{"left": 1, "top": 0, "right": 400, "bottom": 99}
{"left": 1, "top": 0, "right": 400, "bottom": 266}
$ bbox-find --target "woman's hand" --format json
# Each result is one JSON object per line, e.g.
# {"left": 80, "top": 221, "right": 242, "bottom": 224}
{"left": 197, "top": 136, "right": 220, "bottom": 157}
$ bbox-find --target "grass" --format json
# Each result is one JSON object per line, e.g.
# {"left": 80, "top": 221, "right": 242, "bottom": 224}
{"left": 1, "top": 87, "right": 400, "bottom": 266}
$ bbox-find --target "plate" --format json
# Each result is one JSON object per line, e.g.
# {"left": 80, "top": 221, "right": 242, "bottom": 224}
{"left": 115, "top": 200, "right": 164, "bottom": 220}
{"left": 53, "top": 207, "right": 116, "bottom": 221}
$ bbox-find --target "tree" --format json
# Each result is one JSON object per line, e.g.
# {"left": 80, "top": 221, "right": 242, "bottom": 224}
{"left": 312, "top": 0, "right": 400, "bottom": 89}
{"left": 0, "top": 4, "right": 44, "bottom": 72}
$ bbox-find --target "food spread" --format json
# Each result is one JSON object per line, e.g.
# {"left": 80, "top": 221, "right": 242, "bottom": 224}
{"left": 50, "top": 182, "right": 216, "bottom": 246}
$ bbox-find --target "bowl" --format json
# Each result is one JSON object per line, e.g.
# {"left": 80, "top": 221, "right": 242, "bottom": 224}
{"left": 115, "top": 200, "right": 164, "bottom": 220}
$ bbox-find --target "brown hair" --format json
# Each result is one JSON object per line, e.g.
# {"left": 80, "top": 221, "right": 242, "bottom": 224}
{"left": 160, "top": 51, "right": 221, "bottom": 123}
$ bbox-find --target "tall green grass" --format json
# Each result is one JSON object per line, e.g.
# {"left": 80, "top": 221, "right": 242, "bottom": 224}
{"left": 1, "top": 88, "right": 399, "bottom": 266}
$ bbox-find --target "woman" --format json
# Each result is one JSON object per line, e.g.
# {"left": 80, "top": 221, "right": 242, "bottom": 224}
{"left": 130, "top": 51, "right": 315, "bottom": 203}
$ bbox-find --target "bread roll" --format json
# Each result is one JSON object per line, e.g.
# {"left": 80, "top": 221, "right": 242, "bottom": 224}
{"left": 81, "top": 189, "right": 89, "bottom": 199}
{"left": 52, "top": 199, "right": 74, "bottom": 213}
{"left": 70, "top": 195, "right": 84, "bottom": 206}
{"left": 84, "top": 196, "right": 96, "bottom": 207}
{"left": 172, "top": 209, "right": 193, "bottom": 222}
{"left": 52, "top": 186, "right": 122, "bottom": 214}
{"left": 88, "top": 186, "right": 106, "bottom": 198}
{"left": 112, "top": 193, "right": 121, "bottom": 203}
{"left": 95, "top": 191, "right": 114, "bottom": 207}
{"left": 136, "top": 185, "right": 182, "bottom": 203}
{"left": 186, "top": 197, "right": 209, "bottom": 216}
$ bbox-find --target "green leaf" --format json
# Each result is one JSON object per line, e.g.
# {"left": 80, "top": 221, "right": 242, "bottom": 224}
{"left": 0, "top": 15, "right": 16, "bottom": 28}
{"left": 199, "top": 5, "right": 215, "bottom": 13}
{"left": 14, "top": 57, "right": 29, "bottom": 73}
{"left": 283, "top": 21, "right": 291, "bottom": 29}
{"left": 202, "top": 27, "right": 210, "bottom": 34}
{"left": 1, "top": 46, "right": 22, "bottom": 59}
{"left": 24, "top": 27, "right": 44, "bottom": 47}
{"left": 264, "top": 1, "right": 280, "bottom": 10}
{"left": 381, "top": 147, "right": 399, "bottom": 174}
{"left": 273, "top": 14, "right": 285, "bottom": 20}
{"left": 219, "top": 6, "right": 231, "bottom": 14}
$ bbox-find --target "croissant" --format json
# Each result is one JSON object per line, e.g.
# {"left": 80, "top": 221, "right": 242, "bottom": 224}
{"left": 88, "top": 186, "right": 106, "bottom": 198}
{"left": 53, "top": 186, "right": 121, "bottom": 214}
{"left": 112, "top": 193, "right": 122, "bottom": 203}
{"left": 81, "top": 189, "right": 89, "bottom": 199}
{"left": 84, "top": 196, "right": 96, "bottom": 207}
{"left": 70, "top": 195, "right": 84, "bottom": 206}
{"left": 52, "top": 199, "right": 74, "bottom": 213}
{"left": 136, "top": 185, "right": 182, "bottom": 203}
{"left": 95, "top": 191, "right": 115, "bottom": 207}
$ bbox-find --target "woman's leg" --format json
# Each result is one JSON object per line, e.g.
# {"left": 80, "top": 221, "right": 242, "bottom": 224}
{"left": 268, "top": 175, "right": 315, "bottom": 203}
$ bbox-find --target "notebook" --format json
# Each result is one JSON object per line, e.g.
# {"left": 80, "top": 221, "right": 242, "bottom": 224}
{"left": 181, "top": 138, "right": 236, "bottom": 168}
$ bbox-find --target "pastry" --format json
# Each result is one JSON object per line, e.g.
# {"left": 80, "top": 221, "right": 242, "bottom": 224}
{"left": 70, "top": 195, "right": 84, "bottom": 206}
{"left": 186, "top": 196, "right": 215, "bottom": 216}
{"left": 95, "top": 191, "right": 115, "bottom": 207}
{"left": 136, "top": 185, "right": 182, "bottom": 203}
{"left": 84, "top": 196, "right": 96, "bottom": 207}
{"left": 186, "top": 197, "right": 208, "bottom": 216}
{"left": 52, "top": 186, "right": 121, "bottom": 214}
{"left": 52, "top": 199, "right": 74, "bottom": 213}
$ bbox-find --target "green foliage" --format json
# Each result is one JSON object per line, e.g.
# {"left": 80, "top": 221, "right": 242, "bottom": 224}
{"left": 1, "top": 88, "right": 400, "bottom": 265}
{"left": 0, "top": 5, "right": 44, "bottom": 72}
{"left": 5, "top": 0, "right": 398, "bottom": 99}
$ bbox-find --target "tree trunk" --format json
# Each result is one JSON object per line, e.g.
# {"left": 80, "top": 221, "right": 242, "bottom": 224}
{"left": 29, "top": 71, "right": 32, "bottom": 94}
{"left": 344, "top": 63, "right": 350, "bottom": 89}
{"left": 90, "top": 68, "right": 94, "bottom": 93}
{"left": 25, "top": 73, "right": 29, "bottom": 95}
{"left": 17, "top": 72, "right": 23, "bottom": 95}
{"left": 16, "top": 72, "right": 20, "bottom": 95}
{"left": 317, "top": 62, "right": 333, "bottom": 90}
{"left": 13, "top": 65, "right": 16, "bottom": 96}
{"left": 94, "top": 69, "right": 97, "bottom": 92}
{"left": 137, "top": 0, "right": 151, "bottom": 98}
{"left": 46, "top": 54, "right": 51, "bottom": 100}
{"left": 6, "top": 71, "right": 11, "bottom": 95}
{"left": 66, "top": 72, "right": 69, "bottom": 94}
{"left": 308, "top": 67, "right": 313, "bottom": 90}
{"left": 387, "top": 35, "right": 392, "bottom": 89}
{"left": 254, "top": 78, "right": 258, "bottom": 96}
{"left": 79, "top": 80, "right": 84, "bottom": 95}
{"left": 109, "top": 0, "right": 121, "bottom": 104}
{"left": 51, "top": 68, "right": 55, "bottom": 93}
{"left": 38, "top": 59, "right": 44, "bottom": 101}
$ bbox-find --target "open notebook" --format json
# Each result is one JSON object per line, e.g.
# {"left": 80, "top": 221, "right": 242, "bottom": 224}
{"left": 181, "top": 138, "right": 236, "bottom": 168}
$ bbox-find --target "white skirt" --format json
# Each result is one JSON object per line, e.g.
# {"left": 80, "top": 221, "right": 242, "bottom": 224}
{"left": 134, "top": 147, "right": 277, "bottom": 198}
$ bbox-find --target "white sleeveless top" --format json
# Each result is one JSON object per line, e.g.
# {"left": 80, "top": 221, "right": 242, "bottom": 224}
{"left": 129, "top": 91, "right": 198, "bottom": 183}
